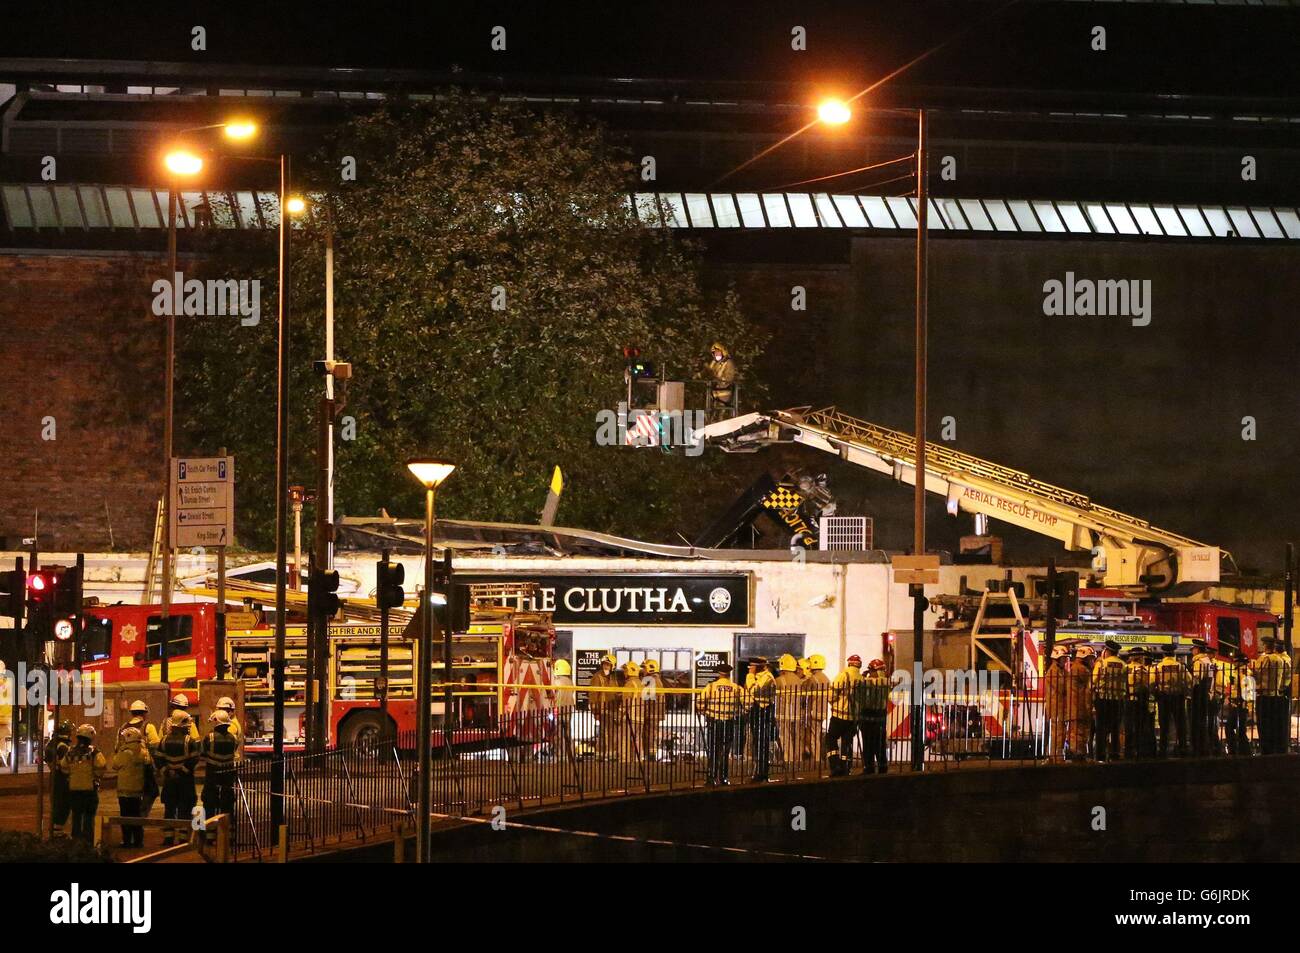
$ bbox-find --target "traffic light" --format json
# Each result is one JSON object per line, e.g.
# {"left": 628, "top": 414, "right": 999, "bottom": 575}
{"left": 376, "top": 559, "right": 405, "bottom": 610}
{"left": 308, "top": 567, "right": 341, "bottom": 622}
{"left": 26, "top": 568, "right": 60, "bottom": 610}
{"left": 1054, "top": 570, "right": 1080, "bottom": 621}
{"left": 0, "top": 568, "right": 23, "bottom": 620}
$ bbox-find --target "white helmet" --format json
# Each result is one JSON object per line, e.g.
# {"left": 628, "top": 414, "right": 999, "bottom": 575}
{"left": 170, "top": 693, "right": 190, "bottom": 708}
{"left": 211, "top": 710, "right": 231, "bottom": 726}
{"left": 217, "top": 696, "right": 236, "bottom": 712}
{"left": 75, "top": 724, "right": 96, "bottom": 741}
{"left": 129, "top": 699, "right": 149, "bottom": 714}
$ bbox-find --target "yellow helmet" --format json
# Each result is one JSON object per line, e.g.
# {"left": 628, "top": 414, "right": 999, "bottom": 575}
{"left": 553, "top": 659, "right": 572, "bottom": 677}
{"left": 797, "top": 657, "right": 810, "bottom": 672}
{"left": 624, "top": 661, "right": 640, "bottom": 677}
{"left": 778, "top": 654, "right": 797, "bottom": 673}
{"left": 809, "top": 654, "right": 827, "bottom": 671}
{"left": 642, "top": 659, "right": 660, "bottom": 674}
{"left": 601, "top": 654, "right": 616, "bottom": 668}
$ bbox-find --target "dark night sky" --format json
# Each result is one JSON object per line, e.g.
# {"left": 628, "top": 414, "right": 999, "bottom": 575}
{"left": 5, "top": 1, "right": 1300, "bottom": 109}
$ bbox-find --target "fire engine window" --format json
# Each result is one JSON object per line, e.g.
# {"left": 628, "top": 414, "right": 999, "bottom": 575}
{"left": 84, "top": 618, "right": 112, "bottom": 662}
{"left": 1217, "top": 617, "right": 1241, "bottom": 655}
{"left": 145, "top": 615, "right": 193, "bottom": 660}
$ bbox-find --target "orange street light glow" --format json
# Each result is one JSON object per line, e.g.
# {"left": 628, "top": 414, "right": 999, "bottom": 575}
{"left": 223, "top": 120, "right": 258, "bottom": 140}
{"left": 817, "top": 99, "right": 852, "bottom": 125}
{"left": 285, "top": 195, "right": 307, "bottom": 215}
{"left": 164, "top": 150, "right": 203, "bottom": 176}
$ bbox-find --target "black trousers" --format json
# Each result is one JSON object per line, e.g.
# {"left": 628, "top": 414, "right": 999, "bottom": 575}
{"left": 161, "top": 775, "right": 196, "bottom": 842}
{"left": 750, "top": 707, "right": 774, "bottom": 778}
{"left": 1224, "top": 705, "right": 1249, "bottom": 755}
{"left": 1258, "top": 696, "right": 1290, "bottom": 754}
{"left": 706, "top": 718, "right": 735, "bottom": 783}
{"left": 117, "top": 796, "right": 144, "bottom": 847}
{"left": 858, "top": 715, "right": 887, "bottom": 774}
{"left": 824, "top": 717, "right": 856, "bottom": 775}
{"left": 1125, "top": 700, "right": 1155, "bottom": 759}
{"left": 50, "top": 775, "right": 71, "bottom": 828}
{"left": 1190, "top": 686, "right": 1209, "bottom": 756}
{"left": 1156, "top": 695, "right": 1188, "bottom": 757}
{"left": 68, "top": 790, "right": 98, "bottom": 842}
{"left": 1205, "top": 699, "right": 1222, "bottom": 755}
{"left": 1094, "top": 699, "right": 1122, "bottom": 761}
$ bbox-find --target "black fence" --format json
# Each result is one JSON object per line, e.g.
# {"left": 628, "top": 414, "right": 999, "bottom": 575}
{"left": 227, "top": 667, "right": 1297, "bottom": 859}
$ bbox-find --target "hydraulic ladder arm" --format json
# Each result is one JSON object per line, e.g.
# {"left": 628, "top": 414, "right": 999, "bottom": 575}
{"left": 694, "top": 406, "right": 1228, "bottom": 592}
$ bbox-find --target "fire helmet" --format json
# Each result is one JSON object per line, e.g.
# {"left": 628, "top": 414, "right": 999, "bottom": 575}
{"left": 846, "top": 654, "right": 863, "bottom": 668}
{"left": 808, "top": 654, "right": 827, "bottom": 671}
{"left": 75, "top": 724, "right": 96, "bottom": 741}
{"left": 868, "top": 659, "right": 887, "bottom": 672}
{"left": 553, "top": 659, "right": 572, "bottom": 677}
{"left": 217, "top": 696, "right": 236, "bottom": 711}
{"left": 778, "top": 654, "right": 797, "bottom": 673}
{"left": 642, "top": 659, "right": 660, "bottom": 674}
{"left": 119, "top": 727, "right": 143, "bottom": 745}
{"left": 170, "top": 693, "right": 190, "bottom": 709}
{"left": 624, "top": 661, "right": 640, "bottom": 678}
{"left": 601, "top": 655, "right": 616, "bottom": 668}
{"left": 129, "top": 699, "right": 149, "bottom": 714}
{"left": 211, "top": 710, "right": 231, "bottom": 726}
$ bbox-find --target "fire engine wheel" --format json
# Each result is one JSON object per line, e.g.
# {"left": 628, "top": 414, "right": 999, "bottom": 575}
{"left": 338, "top": 711, "right": 396, "bottom": 752}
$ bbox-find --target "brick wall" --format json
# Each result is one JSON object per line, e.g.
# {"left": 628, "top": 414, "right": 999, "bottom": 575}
{"left": 0, "top": 252, "right": 164, "bottom": 551}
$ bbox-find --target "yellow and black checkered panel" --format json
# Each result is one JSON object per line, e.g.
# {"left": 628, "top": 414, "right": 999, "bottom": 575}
{"left": 761, "top": 487, "right": 804, "bottom": 511}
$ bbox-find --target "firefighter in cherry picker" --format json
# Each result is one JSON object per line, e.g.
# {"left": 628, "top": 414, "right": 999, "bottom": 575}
{"left": 1091, "top": 640, "right": 1126, "bottom": 762}
{"left": 704, "top": 341, "right": 737, "bottom": 422}
{"left": 825, "top": 654, "right": 863, "bottom": 776}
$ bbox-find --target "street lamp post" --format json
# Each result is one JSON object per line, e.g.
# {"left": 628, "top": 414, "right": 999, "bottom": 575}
{"left": 407, "top": 459, "right": 456, "bottom": 864}
{"left": 911, "top": 108, "right": 929, "bottom": 773}
{"left": 157, "top": 120, "right": 256, "bottom": 683}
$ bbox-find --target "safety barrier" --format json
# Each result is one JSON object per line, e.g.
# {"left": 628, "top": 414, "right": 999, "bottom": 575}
{"left": 227, "top": 666, "right": 1297, "bottom": 860}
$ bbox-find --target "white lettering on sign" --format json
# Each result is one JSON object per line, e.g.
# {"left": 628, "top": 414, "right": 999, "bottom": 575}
{"left": 561, "top": 586, "right": 692, "bottom": 614}
{"left": 961, "top": 488, "right": 1059, "bottom": 527}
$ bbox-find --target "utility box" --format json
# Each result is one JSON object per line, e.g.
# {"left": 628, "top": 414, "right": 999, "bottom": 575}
{"left": 86, "top": 680, "right": 169, "bottom": 743}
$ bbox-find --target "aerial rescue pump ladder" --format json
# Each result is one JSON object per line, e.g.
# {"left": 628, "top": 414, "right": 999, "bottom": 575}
{"left": 694, "top": 406, "right": 1229, "bottom": 592}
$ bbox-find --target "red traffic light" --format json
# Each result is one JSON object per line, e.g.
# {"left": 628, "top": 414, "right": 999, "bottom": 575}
{"left": 28, "top": 573, "right": 47, "bottom": 592}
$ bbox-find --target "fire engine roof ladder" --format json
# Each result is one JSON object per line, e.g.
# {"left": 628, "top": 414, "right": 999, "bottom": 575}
{"left": 694, "top": 406, "right": 1229, "bottom": 592}
{"left": 143, "top": 497, "right": 165, "bottom": 604}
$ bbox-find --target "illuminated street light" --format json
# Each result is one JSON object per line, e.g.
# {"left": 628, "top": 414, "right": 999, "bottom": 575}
{"left": 223, "top": 119, "right": 258, "bottom": 141}
{"left": 285, "top": 195, "right": 307, "bottom": 216}
{"left": 817, "top": 98, "right": 852, "bottom": 125}
{"left": 163, "top": 150, "right": 203, "bottom": 176}
{"left": 406, "top": 456, "right": 456, "bottom": 864}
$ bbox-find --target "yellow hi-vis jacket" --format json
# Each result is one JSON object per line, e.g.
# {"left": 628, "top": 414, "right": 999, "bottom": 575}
{"left": 748, "top": 669, "right": 776, "bottom": 709}
{"left": 830, "top": 665, "right": 863, "bottom": 720}
{"left": 1152, "top": 657, "right": 1191, "bottom": 696}
{"left": 700, "top": 677, "right": 746, "bottom": 720}
{"left": 121, "top": 716, "right": 161, "bottom": 749}
{"left": 1125, "top": 661, "right": 1152, "bottom": 702}
{"left": 1191, "top": 653, "right": 1221, "bottom": 697}
{"left": 804, "top": 671, "right": 831, "bottom": 720}
{"left": 1252, "top": 651, "right": 1292, "bottom": 697}
{"left": 61, "top": 744, "right": 107, "bottom": 792}
{"left": 1091, "top": 656, "right": 1128, "bottom": 701}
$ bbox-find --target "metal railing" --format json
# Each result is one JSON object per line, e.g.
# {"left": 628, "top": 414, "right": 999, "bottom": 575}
{"left": 226, "top": 667, "right": 1297, "bottom": 860}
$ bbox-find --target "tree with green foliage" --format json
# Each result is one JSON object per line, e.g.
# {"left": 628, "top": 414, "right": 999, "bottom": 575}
{"left": 178, "top": 94, "right": 763, "bottom": 548}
